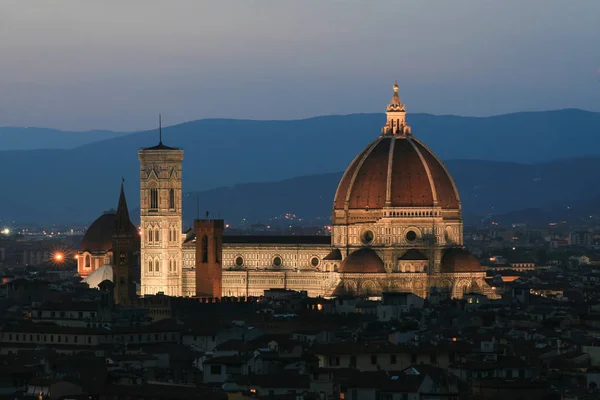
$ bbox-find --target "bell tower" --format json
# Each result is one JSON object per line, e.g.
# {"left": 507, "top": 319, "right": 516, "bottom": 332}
{"left": 138, "top": 117, "right": 184, "bottom": 297}
{"left": 194, "top": 217, "right": 224, "bottom": 298}
{"left": 112, "top": 180, "right": 137, "bottom": 305}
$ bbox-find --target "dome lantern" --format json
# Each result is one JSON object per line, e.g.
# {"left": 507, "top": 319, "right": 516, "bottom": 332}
{"left": 382, "top": 81, "right": 411, "bottom": 136}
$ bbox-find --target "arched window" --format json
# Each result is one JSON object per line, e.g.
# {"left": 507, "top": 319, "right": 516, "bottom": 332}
{"left": 85, "top": 255, "right": 91, "bottom": 268}
{"left": 148, "top": 260, "right": 153, "bottom": 272}
{"left": 154, "top": 259, "right": 160, "bottom": 272}
{"left": 150, "top": 188, "right": 159, "bottom": 209}
{"left": 201, "top": 235, "right": 208, "bottom": 263}
{"left": 168, "top": 229, "right": 172, "bottom": 242}
{"left": 154, "top": 228, "right": 160, "bottom": 242}
{"left": 169, "top": 188, "right": 175, "bottom": 209}
{"left": 172, "top": 228, "right": 177, "bottom": 242}
{"left": 147, "top": 228, "right": 153, "bottom": 243}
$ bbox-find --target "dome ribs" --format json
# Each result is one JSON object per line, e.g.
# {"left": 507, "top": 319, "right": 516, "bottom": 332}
{"left": 389, "top": 138, "right": 434, "bottom": 207}
{"left": 347, "top": 138, "right": 391, "bottom": 209}
{"left": 413, "top": 139, "right": 461, "bottom": 210}
{"left": 333, "top": 141, "right": 374, "bottom": 210}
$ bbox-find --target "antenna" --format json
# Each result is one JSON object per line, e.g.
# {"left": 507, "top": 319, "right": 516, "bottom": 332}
{"left": 196, "top": 195, "right": 200, "bottom": 221}
{"left": 159, "top": 114, "right": 162, "bottom": 144}
{"left": 206, "top": 211, "right": 209, "bottom": 220}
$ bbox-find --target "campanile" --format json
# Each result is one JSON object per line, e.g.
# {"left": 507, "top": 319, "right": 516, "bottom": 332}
{"left": 138, "top": 119, "right": 184, "bottom": 297}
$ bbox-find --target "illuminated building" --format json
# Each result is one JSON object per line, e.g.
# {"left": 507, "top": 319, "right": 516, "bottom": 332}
{"left": 79, "top": 83, "right": 494, "bottom": 299}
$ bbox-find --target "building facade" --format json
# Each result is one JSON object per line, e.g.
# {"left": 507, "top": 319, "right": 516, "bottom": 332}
{"left": 80, "top": 83, "right": 493, "bottom": 300}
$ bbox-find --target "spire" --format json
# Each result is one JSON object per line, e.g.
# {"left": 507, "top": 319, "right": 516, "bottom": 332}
{"left": 159, "top": 114, "right": 162, "bottom": 145}
{"left": 382, "top": 81, "right": 411, "bottom": 136}
{"left": 114, "top": 179, "right": 132, "bottom": 236}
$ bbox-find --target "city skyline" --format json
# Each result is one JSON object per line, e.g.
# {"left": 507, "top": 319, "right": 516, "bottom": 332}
{"left": 1, "top": 0, "right": 599, "bottom": 131}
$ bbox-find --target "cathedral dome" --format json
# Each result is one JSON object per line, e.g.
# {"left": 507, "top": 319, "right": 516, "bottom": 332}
{"left": 79, "top": 184, "right": 139, "bottom": 255}
{"left": 440, "top": 247, "right": 486, "bottom": 273}
{"left": 79, "top": 211, "right": 117, "bottom": 253}
{"left": 339, "top": 247, "right": 385, "bottom": 273}
{"left": 333, "top": 83, "right": 460, "bottom": 212}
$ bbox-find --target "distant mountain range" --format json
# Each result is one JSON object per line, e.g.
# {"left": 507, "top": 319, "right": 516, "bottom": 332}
{"left": 0, "top": 127, "right": 128, "bottom": 150}
{"left": 1, "top": 109, "right": 600, "bottom": 225}
{"left": 177, "top": 157, "right": 600, "bottom": 229}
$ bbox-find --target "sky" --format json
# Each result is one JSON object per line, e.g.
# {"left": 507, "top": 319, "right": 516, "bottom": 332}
{"left": 0, "top": 0, "right": 599, "bottom": 131}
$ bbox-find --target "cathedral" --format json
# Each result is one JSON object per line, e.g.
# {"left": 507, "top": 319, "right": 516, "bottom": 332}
{"left": 78, "top": 83, "right": 494, "bottom": 300}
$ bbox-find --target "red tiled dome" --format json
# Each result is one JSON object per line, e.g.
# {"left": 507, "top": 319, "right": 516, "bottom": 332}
{"left": 334, "top": 135, "right": 460, "bottom": 211}
{"left": 79, "top": 212, "right": 116, "bottom": 253}
{"left": 440, "top": 247, "right": 486, "bottom": 273}
{"left": 339, "top": 247, "right": 385, "bottom": 274}
{"left": 79, "top": 210, "right": 138, "bottom": 254}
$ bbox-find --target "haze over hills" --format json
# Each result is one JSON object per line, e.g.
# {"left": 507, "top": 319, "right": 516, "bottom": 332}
{"left": 0, "top": 127, "right": 129, "bottom": 150}
{"left": 1, "top": 109, "right": 600, "bottom": 225}
{"left": 175, "top": 157, "right": 600, "bottom": 229}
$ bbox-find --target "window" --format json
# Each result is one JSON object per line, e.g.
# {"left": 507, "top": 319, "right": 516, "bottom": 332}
{"left": 74, "top": 336, "right": 78, "bottom": 343}
{"left": 361, "top": 230, "right": 374, "bottom": 245}
{"left": 430, "top": 353, "right": 437, "bottom": 364}
{"left": 390, "top": 354, "right": 397, "bottom": 364}
{"left": 311, "top": 257, "right": 320, "bottom": 267}
{"left": 154, "top": 228, "right": 160, "bottom": 242}
{"left": 150, "top": 188, "right": 159, "bottom": 209}
{"left": 87, "top": 336, "right": 91, "bottom": 344}
{"left": 155, "top": 259, "right": 160, "bottom": 272}
{"left": 350, "top": 355, "right": 356, "bottom": 367}
{"left": 371, "top": 355, "right": 377, "bottom": 365}
{"left": 148, "top": 260, "right": 153, "bottom": 272}
{"left": 147, "top": 228, "right": 153, "bottom": 243}
{"left": 411, "top": 354, "right": 417, "bottom": 363}
{"left": 328, "top": 356, "right": 340, "bottom": 366}
{"left": 201, "top": 236, "right": 208, "bottom": 263}
{"left": 84, "top": 254, "right": 91, "bottom": 269}
{"left": 169, "top": 188, "right": 175, "bottom": 209}
{"left": 406, "top": 230, "right": 417, "bottom": 242}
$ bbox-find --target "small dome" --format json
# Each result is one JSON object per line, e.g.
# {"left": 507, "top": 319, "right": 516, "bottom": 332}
{"left": 399, "top": 249, "right": 428, "bottom": 261}
{"left": 339, "top": 247, "right": 385, "bottom": 274}
{"left": 79, "top": 212, "right": 117, "bottom": 253}
{"left": 440, "top": 248, "right": 486, "bottom": 273}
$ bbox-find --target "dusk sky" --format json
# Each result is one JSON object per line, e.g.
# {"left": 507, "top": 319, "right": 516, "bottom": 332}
{"left": 1, "top": 0, "right": 599, "bottom": 131}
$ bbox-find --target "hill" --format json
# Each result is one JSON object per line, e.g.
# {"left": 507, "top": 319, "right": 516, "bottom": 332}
{"left": 175, "top": 157, "right": 600, "bottom": 228}
{"left": 0, "top": 127, "right": 128, "bottom": 150}
{"left": 1, "top": 109, "right": 600, "bottom": 224}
